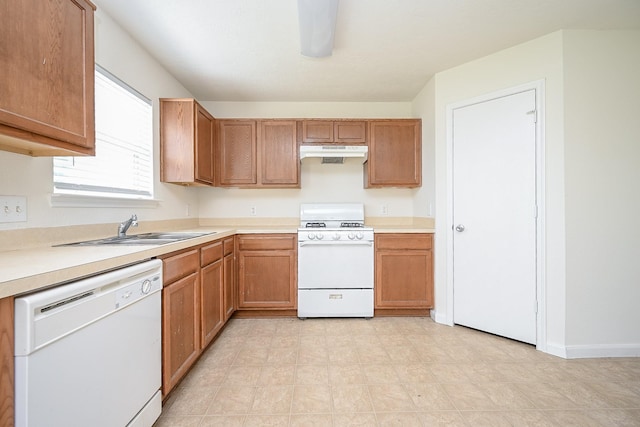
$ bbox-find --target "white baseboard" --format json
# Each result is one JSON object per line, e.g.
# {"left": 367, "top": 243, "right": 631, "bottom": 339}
{"left": 565, "top": 343, "right": 640, "bottom": 359}
{"left": 430, "top": 309, "right": 451, "bottom": 326}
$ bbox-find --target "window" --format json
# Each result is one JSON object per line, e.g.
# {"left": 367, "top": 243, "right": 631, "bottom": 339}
{"left": 53, "top": 65, "right": 153, "bottom": 200}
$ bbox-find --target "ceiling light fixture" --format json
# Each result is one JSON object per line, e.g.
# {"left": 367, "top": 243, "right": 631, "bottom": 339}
{"left": 297, "top": 0, "right": 339, "bottom": 58}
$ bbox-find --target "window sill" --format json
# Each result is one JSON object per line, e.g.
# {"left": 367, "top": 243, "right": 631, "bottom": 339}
{"left": 50, "top": 193, "right": 161, "bottom": 209}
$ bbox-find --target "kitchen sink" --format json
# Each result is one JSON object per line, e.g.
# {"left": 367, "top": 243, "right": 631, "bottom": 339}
{"left": 56, "top": 231, "right": 215, "bottom": 247}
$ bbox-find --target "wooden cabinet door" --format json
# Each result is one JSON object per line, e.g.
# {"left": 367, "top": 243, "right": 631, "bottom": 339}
{"left": 195, "top": 104, "right": 214, "bottom": 184}
{"left": 0, "top": 0, "right": 95, "bottom": 156}
{"left": 260, "top": 120, "right": 299, "bottom": 187}
{"left": 301, "top": 120, "right": 333, "bottom": 143}
{"left": 160, "top": 99, "right": 214, "bottom": 186}
{"left": 367, "top": 120, "right": 421, "bottom": 188}
{"left": 218, "top": 120, "right": 257, "bottom": 186}
{"left": 238, "top": 251, "right": 296, "bottom": 309}
{"left": 0, "top": 297, "right": 14, "bottom": 427}
{"left": 375, "top": 234, "right": 433, "bottom": 309}
{"left": 162, "top": 272, "right": 200, "bottom": 395}
{"left": 334, "top": 121, "right": 366, "bottom": 143}
{"left": 200, "top": 259, "right": 224, "bottom": 348}
{"left": 223, "top": 238, "right": 236, "bottom": 320}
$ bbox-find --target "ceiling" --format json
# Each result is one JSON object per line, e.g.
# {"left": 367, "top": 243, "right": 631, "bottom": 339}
{"left": 97, "top": 0, "right": 640, "bottom": 102}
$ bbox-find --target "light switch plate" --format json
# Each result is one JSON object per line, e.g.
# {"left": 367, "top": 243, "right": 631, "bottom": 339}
{"left": 0, "top": 195, "right": 27, "bottom": 223}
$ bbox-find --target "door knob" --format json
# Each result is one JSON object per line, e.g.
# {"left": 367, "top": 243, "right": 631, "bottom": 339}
{"left": 455, "top": 224, "right": 465, "bottom": 232}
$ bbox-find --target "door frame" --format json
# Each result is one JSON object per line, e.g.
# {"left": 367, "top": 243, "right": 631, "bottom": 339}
{"left": 444, "top": 80, "right": 546, "bottom": 351}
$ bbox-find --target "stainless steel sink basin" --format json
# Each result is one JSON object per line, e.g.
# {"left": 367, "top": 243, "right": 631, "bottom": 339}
{"left": 56, "top": 231, "right": 215, "bottom": 247}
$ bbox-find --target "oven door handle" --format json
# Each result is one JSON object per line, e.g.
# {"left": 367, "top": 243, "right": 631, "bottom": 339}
{"left": 299, "top": 241, "right": 373, "bottom": 247}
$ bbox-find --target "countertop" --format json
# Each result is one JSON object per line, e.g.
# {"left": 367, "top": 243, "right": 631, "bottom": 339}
{"left": 0, "top": 224, "right": 434, "bottom": 299}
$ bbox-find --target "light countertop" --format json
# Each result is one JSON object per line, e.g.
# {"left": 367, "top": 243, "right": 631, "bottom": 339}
{"left": 0, "top": 224, "right": 433, "bottom": 299}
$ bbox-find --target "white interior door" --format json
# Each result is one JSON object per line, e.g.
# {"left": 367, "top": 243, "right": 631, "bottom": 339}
{"left": 452, "top": 89, "right": 537, "bottom": 344}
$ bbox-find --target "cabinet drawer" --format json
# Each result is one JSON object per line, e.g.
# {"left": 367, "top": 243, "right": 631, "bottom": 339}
{"left": 375, "top": 234, "right": 432, "bottom": 250}
{"left": 161, "top": 249, "right": 199, "bottom": 283}
{"left": 238, "top": 234, "right": 296, "bottom": 251}
{"left": 201, "top": 241, "right": 223, "bottom": 266}
{"left": 223, "top": 237, "right": 234, "bottom": 256}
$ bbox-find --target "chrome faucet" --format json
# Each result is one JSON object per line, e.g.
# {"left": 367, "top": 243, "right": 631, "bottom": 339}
{"left": 118, "top": 214, "right": 138, "bottom": 237}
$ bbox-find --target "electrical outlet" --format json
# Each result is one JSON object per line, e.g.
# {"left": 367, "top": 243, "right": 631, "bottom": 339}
{"left": 381, "top": 204, "right": 388, "bottom": 215}
{"left": 0, "top": 195, "right": 27, "bottom": 223}
{"left": 250, "top": 206, "right": 257, "bottom": 216}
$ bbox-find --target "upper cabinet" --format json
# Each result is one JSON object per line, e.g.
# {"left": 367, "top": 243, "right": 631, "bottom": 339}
{"left": 218, "top": 120, "right": 299, "bottom": 188}
{"left": 0, "top": 0, "right": 96, "bottom": 156}
{"left": 160, "top": 99, "right": 215, "bottom": 186}
{"left": 300, "top": 120, "right": 367, "bottom": 144}
{"left": 366, "top": 119, "right": 422, "bottom": 188}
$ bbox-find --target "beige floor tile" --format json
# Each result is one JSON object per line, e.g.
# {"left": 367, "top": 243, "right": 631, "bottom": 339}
{"left": 198, "top": 414, "right": 245, "bottom": 426}
{"left": 153, "top": 415, "right": 203, "bottom": 426}
{"left": 363, "top": 364, "right": 401, "bottom": 384}
{"left": 164, "top": 385, "right": 218, "bottom": 415}
{"left": 404, "top": 383, "right": 456, "bottom": 410}
{"left": 394, "top": 363, "right": 436, "bottom": 383}
{"left": 206, "top": 385, "right": 256, "bottom": 415}
{"left": 512, "top": 382, "right": 580, "bottom": 409}
{"left": 368, "top": 384, "right": 416, "bottom": 411}
{"left": 291, "top": 384, "right": 332, "bottom": 413}
{"left": 295, "top": 364, "right": 330, "bottom": 384}
{"left": 258, "top": 364, "right": 296, "bottom": 385}
{"left": 440, "top": 383, "right": 498, "bottom": 410}
{"left": 332, "top": 412, "right": 378, "bottom": 426}
{"left": 329, "top": 363, "right": 367, "bottom": 384}
{"left": 376, "top": 411, "right": 423, "bottom": 426}
{"left": 223, "top": 365, "right": 262, "bottom": 385}
{"left": 250, "top": 385, "right": 294, "bottom": 414}
{"left": 243, "top": 414, "right": 290, "bottom": 426}
{"left": 289, "top": 413, "right": 333, "bottom": 426}
{"left": 158, "top": 317, "right": 640, "bottom": 424}
{"left": 331, "top": 384, "right": 374, "bottom": 412}
{"left": 416, "top": 410, "right": 467, "bottom": 426}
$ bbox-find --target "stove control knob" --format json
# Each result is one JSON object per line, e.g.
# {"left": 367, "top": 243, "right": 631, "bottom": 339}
{"left": 316, "top": 233, "right": 324, "bottom": 240}
{"left": 307, "top": 232, "right": 315, "bottom": 240}
{"left": 356, "top": 232, "right": 364, "bottom": 240}
{"left": 333, "top": 233, "right": 341, "bottom": 240}
{"left": 348, "top": 232, "right": 355, "bottom": 240}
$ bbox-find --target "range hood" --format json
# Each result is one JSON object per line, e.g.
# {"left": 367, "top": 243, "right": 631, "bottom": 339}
{"left": 300, "top": 145, "right": 368, "bottom": 164}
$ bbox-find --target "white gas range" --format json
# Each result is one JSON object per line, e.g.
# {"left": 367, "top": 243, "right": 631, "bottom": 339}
{"left": 297, "top": 203, "right": 374, "bottom": 318}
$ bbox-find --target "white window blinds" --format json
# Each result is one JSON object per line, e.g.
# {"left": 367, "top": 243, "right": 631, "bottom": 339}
{"left": 53, "top": 66, "right": 153, "bottom": 199}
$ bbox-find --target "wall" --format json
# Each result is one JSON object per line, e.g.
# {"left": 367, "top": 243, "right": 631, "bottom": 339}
{"left": 197, "top": 102, "right": 420, "bottom": 221}
{"left": 0, "top": 6, "right": 197, "bottom": 231}
{"left": 418, "top": 31, "right": 567, "bottom": 354}
{"left": 562, "top": 30, "right": 640, "bottom": 356}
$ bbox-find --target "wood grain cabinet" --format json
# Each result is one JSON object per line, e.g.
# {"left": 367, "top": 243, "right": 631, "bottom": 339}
{"left": 160, "top": 249, "right": 200, "bottom": 395}
{"left": 375, "top": 234, "right": 433, "bottom": 312}
{"left": 366, "top": 120, "right": 422, "bottom": 188}
{"left": 0, "top": 0, "right": 96, "bottom": 156}
{"left": 237, "top": 234, "right": 297, "bottom": 310}
{"left": 200, "top": 241, "right": 224, "bottom": 349}
{"left": 300, "top": 120, "right": 367, "bottom": 144}
{"left": 0, "top": 297, "right": 14, "bottom": 427}
{"left": 223, "top": 237, "right": 236, "bottom": 320}
{"left": 160, "top": 98, "right": 215, "bottom": 186}
{"left": 217, "top": 120, "right": 299, "bottom": 188}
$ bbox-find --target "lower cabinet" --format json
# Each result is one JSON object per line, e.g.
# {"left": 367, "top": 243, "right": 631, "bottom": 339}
{"left": 160, "top": 237, "right": 235, "bottom": 396}
{"left": 160, "top": 249, "right": 200, "bottom": 395}
{"left": 200, "top": 241, "right": 224, "bottom": 349}
{"left": 374, "top": 233, "right": 434, "bottom": 312}
{"left": 237, "top": 234, "right": 297, "bottom": 310}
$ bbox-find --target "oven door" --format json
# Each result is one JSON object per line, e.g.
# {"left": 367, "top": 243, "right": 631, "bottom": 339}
{"left": 297, "top": 238, "right": 373, "bottom": 289}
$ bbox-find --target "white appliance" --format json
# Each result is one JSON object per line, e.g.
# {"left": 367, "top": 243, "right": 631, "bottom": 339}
{"left": 14, "top": 259, "right": 163, "bottom": 427}
{"left": 299, "top": 145, "right": 368, "bottom": 163}
{"left": 297, "top": 203, "right": 374, "bottom": 318}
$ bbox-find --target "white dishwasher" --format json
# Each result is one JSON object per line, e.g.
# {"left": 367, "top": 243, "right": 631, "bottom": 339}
{"left": 14, "top": 259, "right": 163, "bottom": 427}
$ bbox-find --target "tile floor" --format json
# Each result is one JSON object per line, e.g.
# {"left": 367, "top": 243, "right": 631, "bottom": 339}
{"left": 155, "top": 317, "right": 640, "bottom": 426}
